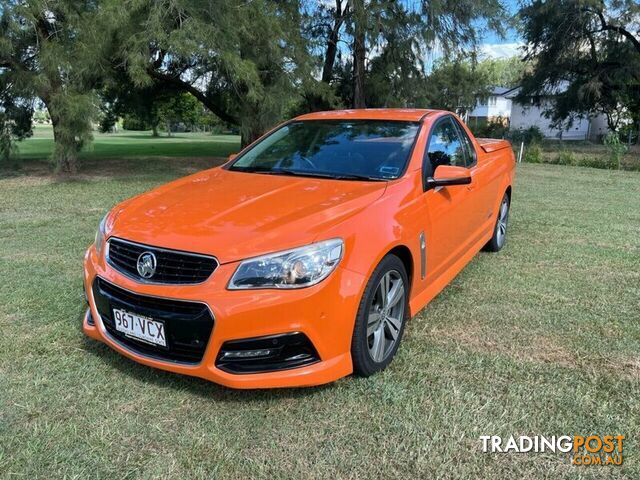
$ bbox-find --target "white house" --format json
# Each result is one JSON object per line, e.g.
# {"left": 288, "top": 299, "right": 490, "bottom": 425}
{"left": 505, "top": 88, "right": 611, "bottom": 141}
{"left": 468, "top": 87, "right": 513, "bottom": 124}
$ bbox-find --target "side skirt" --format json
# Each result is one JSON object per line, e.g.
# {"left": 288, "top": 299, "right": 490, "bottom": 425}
{"left": 408, "top": 229, "right": 493, "bottom": 317}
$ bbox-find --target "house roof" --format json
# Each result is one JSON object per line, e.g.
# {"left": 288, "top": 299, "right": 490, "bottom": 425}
{"left": 491, "top": 86, "right": 520, "bottom": 97}
{"left": 491, "top": 86, "right": 513, "bottom": 96}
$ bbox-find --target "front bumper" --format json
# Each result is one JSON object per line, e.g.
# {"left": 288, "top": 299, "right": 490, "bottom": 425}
{"left": 82, "top": 245, "right": 364, "bottom": 388}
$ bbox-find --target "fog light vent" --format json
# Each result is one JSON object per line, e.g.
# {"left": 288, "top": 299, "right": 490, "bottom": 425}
{"left": 216, "top": 332, "right": 319, "bottom": 374}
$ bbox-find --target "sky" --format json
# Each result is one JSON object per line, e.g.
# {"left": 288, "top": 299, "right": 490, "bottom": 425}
{"left": 478, "top": 0, "right": 523, "bottom": 59}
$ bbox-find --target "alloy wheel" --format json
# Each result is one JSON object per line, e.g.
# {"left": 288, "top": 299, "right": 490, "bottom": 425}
{"left": 367, "top": 270, "right": 405, "bottom": 362}
{"left": 496, "top": 196, "right": 509, "bottom": 248}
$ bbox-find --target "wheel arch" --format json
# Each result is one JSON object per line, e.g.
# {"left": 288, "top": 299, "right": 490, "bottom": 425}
{"left": 385, "top": 244, "right": 414, "bottom": 293}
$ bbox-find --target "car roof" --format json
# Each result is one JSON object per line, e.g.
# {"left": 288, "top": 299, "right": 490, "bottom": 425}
{"left": 294, "top": 108, "right": 441, "bottom": 122}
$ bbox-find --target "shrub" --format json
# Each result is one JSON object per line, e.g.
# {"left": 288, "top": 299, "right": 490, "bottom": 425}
{"left": 555, "top": 150, "right": 575, "bottom": 165}
{"left": 523, "top": 142, "right": 543, "bottom": 163}
{"left": 604, "top": 132, "right": 628, "bottom": 170}
{"left": 470, "top": 118, "right": 508, "bottom": 139}
{"left": 122, "top": 114, "right": 150, "bottom": 131}
{"left": 508, "top": 126, "right": 544, "bottom": 146}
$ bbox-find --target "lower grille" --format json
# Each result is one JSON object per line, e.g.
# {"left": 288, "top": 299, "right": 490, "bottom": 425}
{"left": 92, "top": 277, "right": 214, "bottom": 364}
{"left": 216, "top": 332, "right": 320, "bottom": 374}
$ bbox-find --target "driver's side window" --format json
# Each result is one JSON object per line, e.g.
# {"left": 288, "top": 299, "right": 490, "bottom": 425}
{"left": 423, "top": 118, "right": 467, "bottom": 178}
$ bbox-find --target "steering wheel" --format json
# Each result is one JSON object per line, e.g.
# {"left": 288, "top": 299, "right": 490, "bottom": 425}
{"left": 297, "top": 154, "right": 317, "bottom": 170}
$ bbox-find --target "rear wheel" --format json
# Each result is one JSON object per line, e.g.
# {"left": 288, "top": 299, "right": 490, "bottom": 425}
{"left": 351, "top": 255, "right": 409, "bottom": 377}
{"left": 483, "top": 192, "right": 510, "bottom": 252}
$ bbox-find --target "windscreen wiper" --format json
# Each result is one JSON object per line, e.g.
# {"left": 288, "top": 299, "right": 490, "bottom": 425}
{"left": 235, "top": 167, "right": 386, "bottom": 181}
{"left": 268, "top": 168, "right": 386, "bottom": 181}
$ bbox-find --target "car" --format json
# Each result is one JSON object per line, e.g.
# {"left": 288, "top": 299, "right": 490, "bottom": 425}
{"left": 82, "top": 108, "right": 515, "bottom": 389}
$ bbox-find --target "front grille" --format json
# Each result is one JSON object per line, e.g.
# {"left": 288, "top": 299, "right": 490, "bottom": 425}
{"left": 107, "top": 237, "right": 218, "bottom": 284}
{"left": 92, "top": 277, "right": 214, "bottom": 364}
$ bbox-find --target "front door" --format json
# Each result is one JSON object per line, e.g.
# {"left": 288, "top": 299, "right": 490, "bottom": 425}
{"left": 422, "top": 116, "right": 476, "bottom": 282}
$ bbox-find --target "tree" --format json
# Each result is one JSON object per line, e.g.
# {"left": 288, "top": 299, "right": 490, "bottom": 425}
{"left": 424, "top": 58, "right": 492, "bottom": 116}
{"left": 0, "top": 80, "right": 33, "bottom": 164}
{"left": 307, "top": 0, "right": 507, "bottom": 108}
{"left": 155, "top": 93, "right": 203, "bottom": 136}
{"left": 477, "top": 57, "right": 527, "bottom": 87}
{"left": 109, "top": 0, "right": 312, "bottom": 146}
{"left": 0, "top": 1, "right": 108, "bottom": 173}
{"left": 518, "top": 0, "right": 640, "bottom": 136}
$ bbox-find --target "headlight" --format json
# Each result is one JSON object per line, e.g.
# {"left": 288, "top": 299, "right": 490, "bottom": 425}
{"left": 95, "top": 214, "right": 108, "bottom": 256}
{"left": 228, "top": 239, "right": 343, "bottom": 289}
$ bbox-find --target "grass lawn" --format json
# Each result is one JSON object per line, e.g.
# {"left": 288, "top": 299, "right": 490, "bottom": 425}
{"left": 13, "top": 125, "right": 241, "bottom": 162}
{"left": 1, "top": 158, "right": 639, "bottom": 478}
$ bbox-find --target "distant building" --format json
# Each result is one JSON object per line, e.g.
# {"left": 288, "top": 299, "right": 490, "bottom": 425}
{"left": 505, "top": 87, "right": 611, "bottom": 141}
{"left": 468, "top": 87, "right": 514, "bottom": 126}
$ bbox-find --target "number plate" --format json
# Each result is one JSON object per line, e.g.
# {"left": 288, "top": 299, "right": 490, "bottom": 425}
{"left": 112, "top": 308, "right": 167, "bottom": 347}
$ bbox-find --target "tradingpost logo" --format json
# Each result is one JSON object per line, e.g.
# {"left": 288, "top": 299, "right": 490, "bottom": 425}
{"left": 480, "top": 435, "right": 624, "bottom": 466}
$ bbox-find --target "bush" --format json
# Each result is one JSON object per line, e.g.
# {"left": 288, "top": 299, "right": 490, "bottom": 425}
{"left": 523, "top": 142, "right": 543, "bottom": 163}
{"left": 604, "top": 132, "right": 628, "bottom": 170}
{"left": 508, "top": 126, "right": 544, "bottom": 146}
{"left": 554, "top": 150, "right": 575, "bottom": 165}
{"left": 122, "top": 114, "right": 150, "bottom": 131}
{"left": 470, "top": 117, "right": 508, "bottom": 139}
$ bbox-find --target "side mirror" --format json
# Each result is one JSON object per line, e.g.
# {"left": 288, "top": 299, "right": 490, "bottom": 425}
{"left": 228, "top": 153, "right": 238, "bottom": 161}
{"left": 425, "top": 165, "right": 471, "bottom": 191}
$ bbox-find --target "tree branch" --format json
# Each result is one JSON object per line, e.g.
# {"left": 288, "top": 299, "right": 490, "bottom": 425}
{"left": 146, "top": 69, "right": 239, "bottom": 124}
{"left": 586, "top": 7, "right": 640, "bottom": 55}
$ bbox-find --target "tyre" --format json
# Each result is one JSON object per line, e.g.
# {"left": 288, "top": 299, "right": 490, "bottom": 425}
{"left": 483, "top": 191, "right": 510, "bottom": 252}
{"left": 351, "top": 254, "right": 409, "bottom": 377}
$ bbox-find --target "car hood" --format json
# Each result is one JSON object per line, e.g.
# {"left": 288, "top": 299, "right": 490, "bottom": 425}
{"left": 107, "top": 167, "right": 387, "bottom": 264}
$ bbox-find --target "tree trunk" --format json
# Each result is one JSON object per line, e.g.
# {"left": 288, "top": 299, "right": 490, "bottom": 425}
{"left": 152, "top": 122, "right": 159, "bottom": 137}
{"left": 47, "top": 103, "right": 78, "bottom": 174}
{"left": 166, "top": 120, "right": 172, "bottom": 137}
{"left": 321, "top": 1, "right": 346, "bottom": 84}
{"left": 352, "top": 0, "right": 366, "bottom": 109}
{"left": 241, "top": 127, "right": 262, "bottom": 148}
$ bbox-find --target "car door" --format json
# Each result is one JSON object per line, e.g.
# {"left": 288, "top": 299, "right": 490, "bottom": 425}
{"left": 422, "top": 116, "right": 476, "bottom": 282}
{"left": 453, "top": 119, "right": 501, "bottom": 244}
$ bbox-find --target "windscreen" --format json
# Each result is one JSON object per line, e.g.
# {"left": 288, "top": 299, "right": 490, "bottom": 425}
{"left": 229, "top": 120, "right": 420, "bottom": 180}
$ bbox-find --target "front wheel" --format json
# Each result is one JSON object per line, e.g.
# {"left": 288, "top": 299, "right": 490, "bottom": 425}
{"left": 483, "top": 192, "right": 510, "bottom": 252}
{"left": 351, "top": 255, "right": 409, "bottom": 377}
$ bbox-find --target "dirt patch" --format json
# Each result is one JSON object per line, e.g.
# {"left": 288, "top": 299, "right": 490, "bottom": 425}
{"left": 606, "top": 356, "right": 640, "bottom": 380}
{"left": 429, "top": 321, "right": 577, "bottom": 368}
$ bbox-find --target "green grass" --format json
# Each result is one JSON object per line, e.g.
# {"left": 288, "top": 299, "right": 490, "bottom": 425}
{"left": 1, "top": 160, "right": 639, "bottom": 478}
{"left": 13, "top": 125, "right": 241, "bottom": 161}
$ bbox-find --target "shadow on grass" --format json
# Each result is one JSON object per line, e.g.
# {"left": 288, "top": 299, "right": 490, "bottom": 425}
{"left": 1, "top": 156, "right": 227, "bottom": 180}
{"left": 79, "top": 322, "right": 336, "bottom": 403}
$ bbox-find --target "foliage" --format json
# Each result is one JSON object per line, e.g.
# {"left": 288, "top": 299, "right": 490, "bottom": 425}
{"left": 0, "top": 0, "right": 108, "bottom": 173}
{"left": 423, "top": 58, "right": 492, "bottom": 115}
{"left": 604, "top": 132, "right": 628, "bottom": 169}
{"left": 306, "top": 0, "right": 507, "bottom": 108}
{"left": 470, "top": 117, "right": 509, "bottom": 139}
{"left": 109, "top": 0, "right": 311, "bottom": 146}
{"left": 122, "top": 115, "right": 150, "bottom": 132}
{"left": 523, "top": 142, "right": 543, "bottom": 163}
{"left": 476, "top": 57, "right": 527, "bottom": 87}
{"left": 555, "top": 149, "right": 575, "bottom": 166}
{"left": 518, "top": 0, "right": 640, "bottom": 134}
{"left": 516, "top": 140, "right": 639, "bottom": 170}
{"left": 0, "top": 85, "right": 33, "bottom": 164}
{"left": 508, "top": 126, "right": 544, "bottom": 146}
